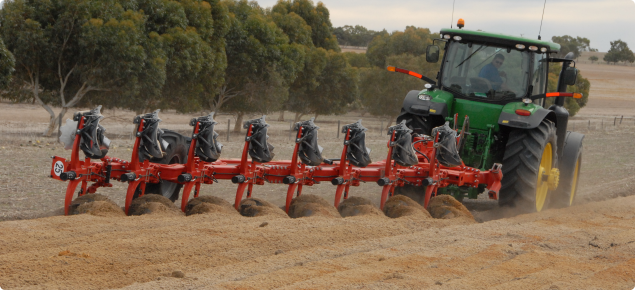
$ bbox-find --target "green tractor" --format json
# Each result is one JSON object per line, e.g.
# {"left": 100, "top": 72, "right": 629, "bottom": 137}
{"left": 391, "top": 26, "right": 584, "bottom": 212}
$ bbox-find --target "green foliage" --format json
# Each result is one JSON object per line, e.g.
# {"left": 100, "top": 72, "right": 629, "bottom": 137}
{"left": 360, "top": 53, "right": 440, "bottom": 119}
{"left": 0, "top": 39, "right": 15, "bottom": 89}
{"left": 334, "top": 25, "right": 383, "bottom": 47}
{"left": 551, "top": 35, "right": 592, "bottom": 59}
{"left": 603, "top": 39, "right": 635, "bottom": 64}
{"left": 307, "top": 50, "right": 358, "bottom": 116}
{"left": 271, "top": 0, "right": 339, "bottom": 51}
{"left": 588, "top": 55, "right": 598, "bottom": 63}
{"left": 286, "top": 47, "right": 328, "bottom": 118}
{"left": 343, "top": 52, "right": 370, "bottom": 68}
{"left": 220, "top": 0, "right": 304, "bottom": 115}
{"left": 366, "top": 26, "right": 437, "bottom": 67}
{"left": 546, "top": 64, "right": 590, "bottom": 117}
{"left": 0, "top": 0, "right": 160, "bottom": 134}
{"left": 0, "top": 0, "right": 230, "bottom": 135}
{"left": 131, "top": 0, "right": 231, "bottom": 113}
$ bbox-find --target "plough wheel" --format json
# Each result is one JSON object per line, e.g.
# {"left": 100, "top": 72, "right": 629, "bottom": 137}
{"left": 137, "top": 129, "right": 188, "bottom": 202}
{"left": 499, "top": 120, "right": 558, "bottom": 212}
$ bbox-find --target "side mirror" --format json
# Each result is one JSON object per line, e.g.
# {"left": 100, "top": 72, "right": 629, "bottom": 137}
{"left": 563, "top": 67, "right": 578, "bottom": 85}
{"left": 426, "top": 45, "right": 440, "bottom": 63}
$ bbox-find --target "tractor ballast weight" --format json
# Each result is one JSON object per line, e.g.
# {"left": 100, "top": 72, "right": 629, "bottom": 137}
{"left": 389, "top": 24, "right": 584, "bottom": 212}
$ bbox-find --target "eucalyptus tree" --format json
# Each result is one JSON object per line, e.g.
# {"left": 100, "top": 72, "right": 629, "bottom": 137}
{"left": 0, "top": 39, "right": 15, "bottom": 90}
{"left": 219, "top": 0, "right": 304, "bottom": 131}
{"left": 0, "top": 0, "right": 158, "bottom": 136}
{"left": 271, "top": 0, "right": 357, "bottom": 122}
{"left": 0, "top": 0, "right": 230, "bottom": 136}
{"left": 271, "top": 0, "right": 339, "bottom": 51}
{"left": 360, "top": 54, "right": 426, "bottom": 125}
{"left": 366, "top": 26, "right": 435, "bottom": 68}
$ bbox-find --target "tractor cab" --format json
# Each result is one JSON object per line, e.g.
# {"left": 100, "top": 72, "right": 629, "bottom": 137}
{"left": 431, "top": 29, "right": 557, "bottom": 103}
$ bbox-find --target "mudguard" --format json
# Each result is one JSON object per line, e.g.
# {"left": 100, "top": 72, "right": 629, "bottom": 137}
{"left": 244, "top": 116, "right": 275, "bottom": 163}
{"left": 401, "top": 90, "right": 448, "bottom": 118}
{"left": 73, "top": 106, "right": 110, "bottom": 159}
{"left": 192, "top": 113, "right": 223, "bottom": 162}
{"left": 431, "top": 122, "right": 462, "bottom": 168}
{"left": 342, "top": 120, "right": 372, "bottom": 167}
{"left": 134, "top": 110, "right": 167, "bottom": 161}
{"left": 387, "top": 121, "right": 418, "bottom": 167}
{"left": 498, "top": 107, "right": 556, "bottom": 129}
{"left": 295, "top": 118, "right": 324, "bottom": 166}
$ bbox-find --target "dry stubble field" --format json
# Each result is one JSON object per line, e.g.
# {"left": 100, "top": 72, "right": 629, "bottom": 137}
{"left": 0, "top": 61, "right": 634, "bottom": 289}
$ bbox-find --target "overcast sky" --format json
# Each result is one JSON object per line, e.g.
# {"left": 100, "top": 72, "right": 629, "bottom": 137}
{"left": 0, "top": 0, "right": 631, "bottom": 51}
{"left": 257, "top": 0, "right": 635, "bottom": 52}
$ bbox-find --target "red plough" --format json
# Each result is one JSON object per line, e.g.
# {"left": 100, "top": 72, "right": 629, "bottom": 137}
{"left": 51, "top": 107, "right": 503, "bottom": 216}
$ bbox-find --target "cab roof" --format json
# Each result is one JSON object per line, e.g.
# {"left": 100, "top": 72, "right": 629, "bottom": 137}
{"left": 439, "top": 28, "right": 560, "bottom": 53}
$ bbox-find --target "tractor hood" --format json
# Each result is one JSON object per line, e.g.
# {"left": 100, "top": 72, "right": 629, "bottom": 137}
{"left": 401, "top": 88, "right": 453, "bottom": 119}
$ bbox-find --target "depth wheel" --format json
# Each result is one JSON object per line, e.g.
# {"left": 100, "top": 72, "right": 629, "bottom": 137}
{"left": 499, "top": 120, "right": 558, "bottom": 212}
{"left": 135, "top": 129, "right": 188, "bottom": 202}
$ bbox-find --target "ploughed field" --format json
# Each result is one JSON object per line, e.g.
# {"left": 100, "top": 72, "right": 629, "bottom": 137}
{"left": 0, "top": 63, "right": 634, "bottom": 289}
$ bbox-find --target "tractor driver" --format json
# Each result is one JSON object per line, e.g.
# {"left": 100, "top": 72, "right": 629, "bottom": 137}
{"left": 478, "top": 54, "right": 508, "bottom": 90}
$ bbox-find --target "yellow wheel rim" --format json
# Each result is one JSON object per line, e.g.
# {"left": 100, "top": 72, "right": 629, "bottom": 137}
{"left": 536, "top": 143, "right": 552, "bottom": 212}
{"left": 569, "top": 158, "right": 580, "bottom": 205}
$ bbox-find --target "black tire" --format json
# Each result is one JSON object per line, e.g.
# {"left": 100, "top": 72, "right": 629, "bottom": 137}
{"left": 552, "top": 131, "right": 583, "bottom": 208}
{"left": 499, "top": 120, "right": 558, "bottom": 212}
{"left": 396, "top": 110, "right": 432, "bottom": 135}
{"left": 135, "top": 129, "right": 188, "bottom": 202}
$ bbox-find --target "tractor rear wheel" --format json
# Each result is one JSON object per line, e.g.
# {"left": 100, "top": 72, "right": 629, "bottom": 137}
{"left": 552, "top": 131, "right": 584, "bottom": 207}
{"left": 135, "top": 129, "right": 188, "bottom": 202}
{"left": 499, "top": 120, "right": 559, "bottom": 212}
{"left": 396, "top": 110, "right": 432, "bottom": 135}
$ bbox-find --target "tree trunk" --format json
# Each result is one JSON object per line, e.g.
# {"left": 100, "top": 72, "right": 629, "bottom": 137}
{"left": 56, "top": 107, "right": 69, "bottom": 138}
{"left": 293, "top": 112, "right": 305, "bottom": 123}
{"left": 313, "top": 113, "right": 318, "bottom": 121}
{"left": 44, "top": 114, "right": 59, "bottom": 137}
{"left": 277, "top": 110, "right": 285, "bottom": 121}
{"left": 233, "top": 113, "right": 243, "bottom": 133}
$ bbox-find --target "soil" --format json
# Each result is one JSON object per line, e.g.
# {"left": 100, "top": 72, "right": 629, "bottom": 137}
{"left": 0, "top": 196, "right": 633, "bottom": 289}
{"left": 0, "top": 56, "right": 634, "bottom": 289}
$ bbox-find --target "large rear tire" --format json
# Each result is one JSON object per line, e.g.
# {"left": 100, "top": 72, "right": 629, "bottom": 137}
{"left": 136, "top": 129, "right": 188, "bottom": 202}
{"left": 552, "top": 131, "right": 583, "bottom": 207}
{"left": 499, "top": 120, "right": 558, "bottom": 212}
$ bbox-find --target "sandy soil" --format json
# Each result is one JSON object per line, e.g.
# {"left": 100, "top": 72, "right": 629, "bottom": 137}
{"left": 0, "top": 195, "right": 633, "bottom": 289}
{"left": 0, "top": 51, "right": 635, "bottom": 289}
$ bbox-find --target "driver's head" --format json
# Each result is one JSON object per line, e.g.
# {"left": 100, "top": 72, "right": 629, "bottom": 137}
{"left": 492, "top": 54, "right": 505, "bottom": 68}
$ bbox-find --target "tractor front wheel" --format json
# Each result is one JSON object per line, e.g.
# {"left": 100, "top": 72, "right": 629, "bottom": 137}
{"left": 499, "top": 120, "right": 559, "bottom": 212}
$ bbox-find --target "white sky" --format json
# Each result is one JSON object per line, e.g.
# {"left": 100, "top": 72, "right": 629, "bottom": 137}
{"left": 1, "top": 0, "right": 632, "bottom": 51}
{"left": 257, "top": 0, "right": 635, "bottom": 52}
